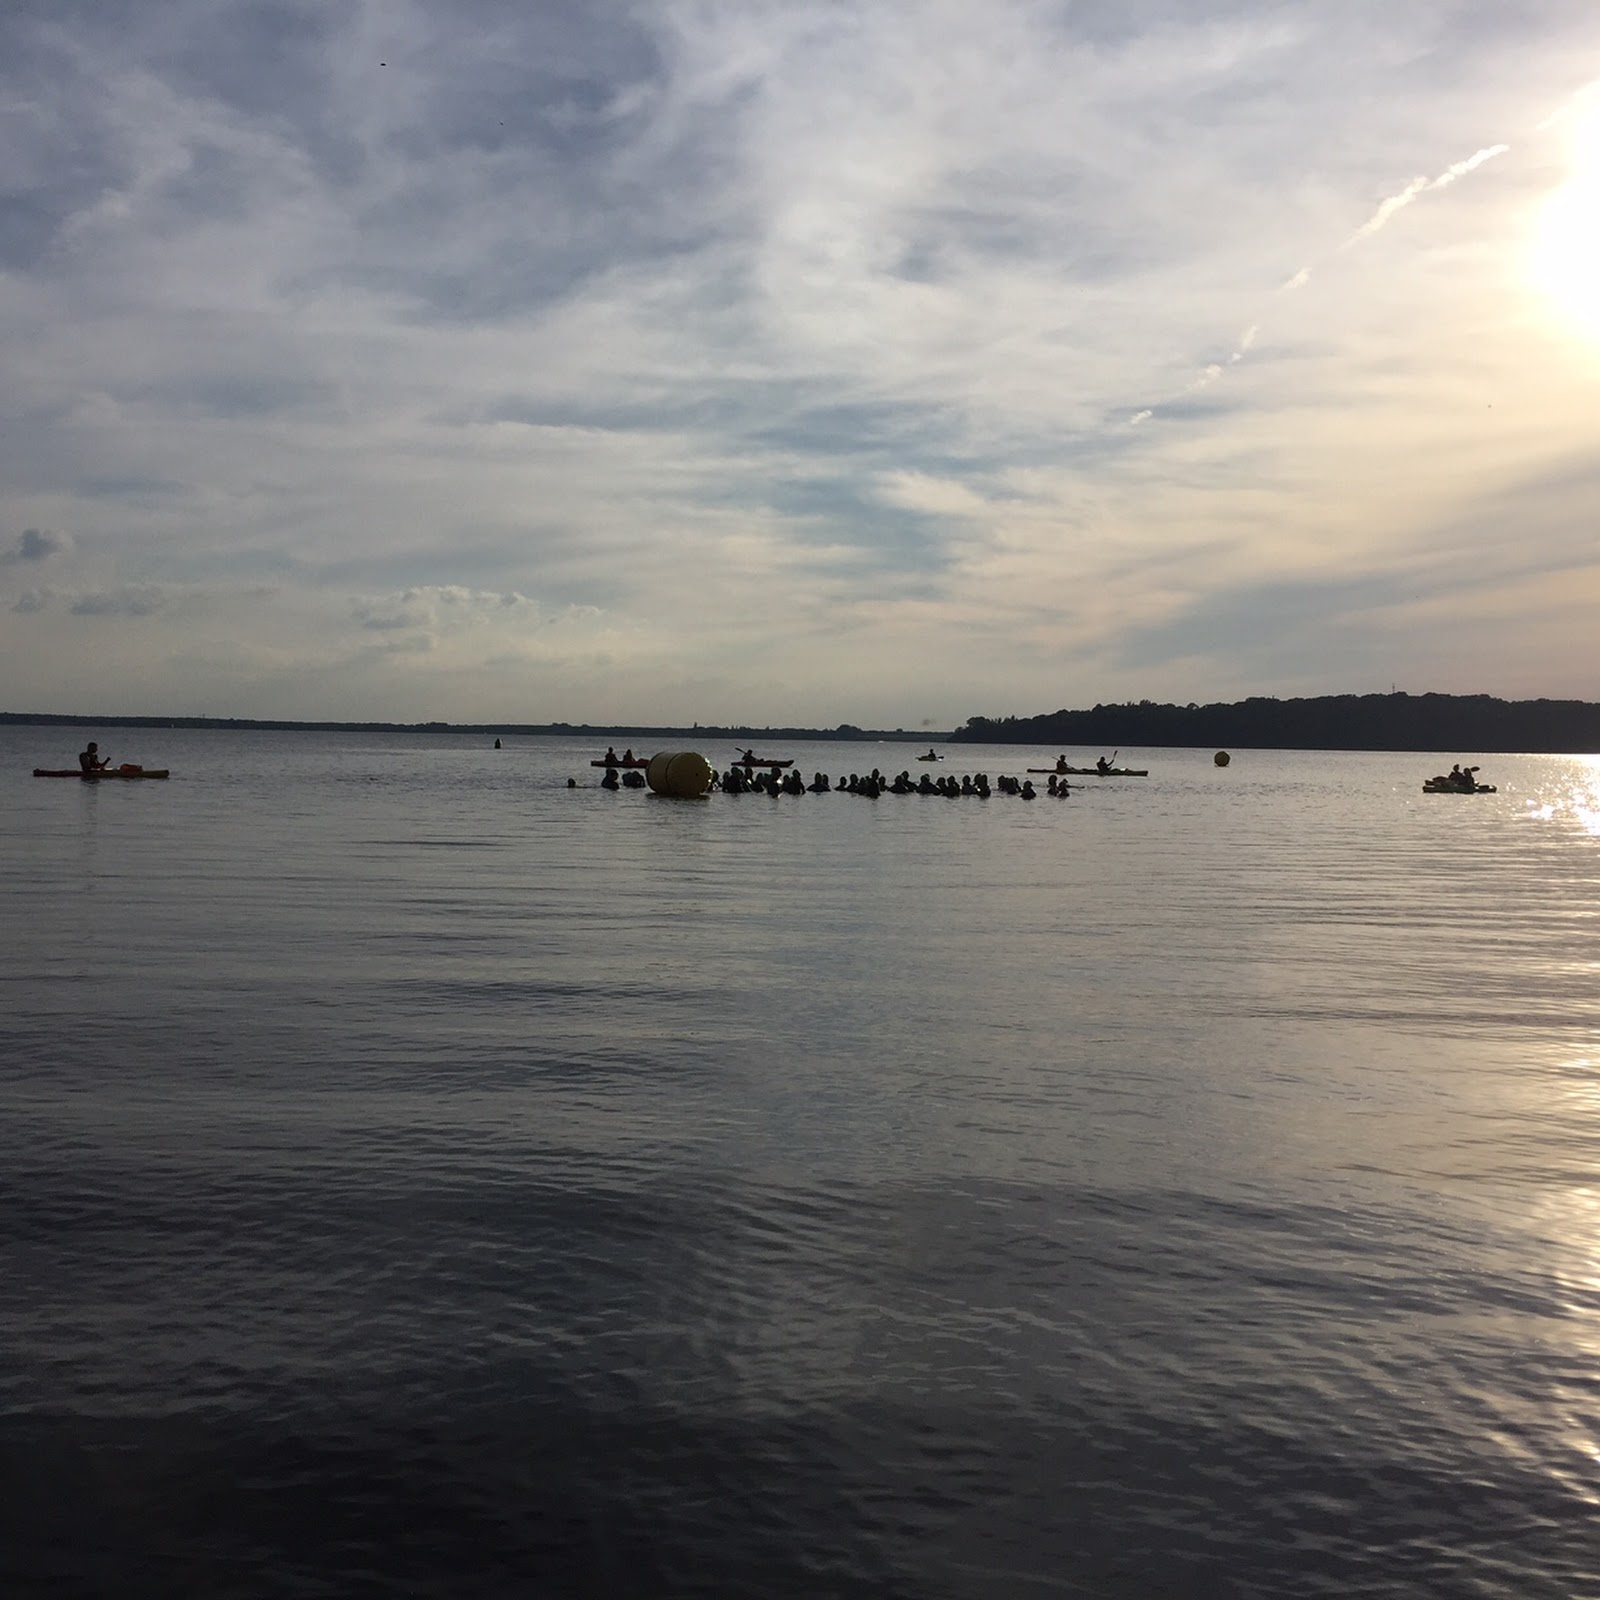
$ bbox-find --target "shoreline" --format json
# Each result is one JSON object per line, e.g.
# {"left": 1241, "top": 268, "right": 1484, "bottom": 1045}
{"left": 0, "top": 711, "right": 949, "bottom": 743}
{"left": 8, "top": 688, "right": 1600, "bottom": 753}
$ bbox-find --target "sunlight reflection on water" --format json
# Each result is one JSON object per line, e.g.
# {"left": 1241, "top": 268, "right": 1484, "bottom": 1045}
{"left": 1523, "top": 755, "right": 1600, "bottom": 837}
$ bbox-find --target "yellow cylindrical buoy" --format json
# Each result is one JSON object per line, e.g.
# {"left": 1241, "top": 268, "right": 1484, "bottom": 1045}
{"left": 645, "top": 750, "right": 714, "bottom": 797}
{"left": 1214, "top": 751, "right": 1231, "bottom": 766}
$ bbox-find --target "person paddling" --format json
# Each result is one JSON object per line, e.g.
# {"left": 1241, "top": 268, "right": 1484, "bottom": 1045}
{"left": 79, "top": 741, "right": 109, "bottom": 775}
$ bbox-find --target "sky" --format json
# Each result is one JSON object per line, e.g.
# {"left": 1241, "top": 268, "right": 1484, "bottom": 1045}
{"left": 3, "top": 0, "right": 1599, "bottom": 729}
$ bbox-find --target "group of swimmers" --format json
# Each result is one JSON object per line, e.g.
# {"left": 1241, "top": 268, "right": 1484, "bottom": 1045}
{"left": 700, "top": 766, "right": 1065, "bottom": 799}
{"left": 588, "top": 758, "right": 1078, "bottom": 799}
{"left": 583, "top": 747, "right": 1097, "bottom": 799}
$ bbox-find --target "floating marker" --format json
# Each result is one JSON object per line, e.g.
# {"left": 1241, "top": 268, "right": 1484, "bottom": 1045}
{"left": 646, "top": 750, "right": 714, "bottom": 797}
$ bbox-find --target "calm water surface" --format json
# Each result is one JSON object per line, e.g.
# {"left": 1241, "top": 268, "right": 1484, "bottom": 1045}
{"left": 3, "top": 727, "right": 1599, "bottom": 1597}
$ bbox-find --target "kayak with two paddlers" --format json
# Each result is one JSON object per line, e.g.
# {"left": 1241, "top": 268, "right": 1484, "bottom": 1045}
{"left": 34, "top": 765, "right": 169, "bottom": 780}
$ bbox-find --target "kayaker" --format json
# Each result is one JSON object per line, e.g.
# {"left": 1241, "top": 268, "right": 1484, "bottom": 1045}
{"left": 79, "top": 741, "right": 109, "bottom": 774}
{"left": 622, "top": 748, "right": 634, "bottom": 763}
{"left": 924, "top": 747, "right": 938, "bottom": 760}
{"left": 603, "top": 746, "right": 619, "bottom": 765}
{"left": 1096, "top": 755, "right": 1111, "bottom": 774}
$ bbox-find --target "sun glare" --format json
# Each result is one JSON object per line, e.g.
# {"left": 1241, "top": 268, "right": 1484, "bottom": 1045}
{"left": 1531, "top": 100, "right": 1600, "bottom": 344}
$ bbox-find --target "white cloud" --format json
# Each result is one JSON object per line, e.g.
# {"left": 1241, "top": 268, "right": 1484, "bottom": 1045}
{"left": 874, "top": 472, "right": 990, "bottom": 518}
{"left": 351, "top": 586, "right": 540, "bottom": 632}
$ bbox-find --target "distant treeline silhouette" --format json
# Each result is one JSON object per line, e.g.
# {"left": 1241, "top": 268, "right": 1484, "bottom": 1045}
{"left": 0, "top": 712, "right": 941, "bottom": 743}
{"left": 952, "top": 693, "right": 1600, "bottom": 754}
{"left": 10, "top": 694, "right": 1600, "bottom": 752}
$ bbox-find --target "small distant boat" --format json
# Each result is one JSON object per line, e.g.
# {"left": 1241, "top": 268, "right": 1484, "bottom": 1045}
{"left": 733, "top": 753, "right": 793, "bottom": 768}
{"left": 34, "top": 765, "right": 170, "bottom": 780}
{"left": 1031, "top": 765, "right": 1148, "bottom": 777}
{"left": 1423, "top": 766, "right": 1494, "bottom": 794}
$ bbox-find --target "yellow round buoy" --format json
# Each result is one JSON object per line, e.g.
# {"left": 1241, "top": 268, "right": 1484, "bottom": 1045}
{"left": 1214, "top": 751, "right": 1231, "bottom": 767}
{"left": 645, "top": 750, "right": 713, "bottom": 797}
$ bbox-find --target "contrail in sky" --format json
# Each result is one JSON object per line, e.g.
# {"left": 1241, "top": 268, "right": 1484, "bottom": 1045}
{"left": 1343, "top": 144, "right": 1509, "bottom": 247}
{"left": 1130, "top": 141, "right": 1510, "bottom": 424}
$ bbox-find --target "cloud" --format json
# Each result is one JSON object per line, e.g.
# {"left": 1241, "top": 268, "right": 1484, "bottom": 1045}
{"left": 351, "top": 586, "right": 540, "bottom": 632}
{"left": 68, "top": 585, "right": 170, "bottom": 617}
{"left": 352, "top": 595, "right": 430, "bottom": 632}
{"left": 874, "top": 472, "right": 990, "bottom": 518}
{"left": 3, "top": 528, "right": 72, "bottom": 563}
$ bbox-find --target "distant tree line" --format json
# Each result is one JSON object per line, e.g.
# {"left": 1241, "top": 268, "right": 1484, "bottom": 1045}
{"left": 0, "top": 712, "right": 936, "bottom": 742}
{"left": 951, "top": 693, "right": 1600, "bottom": 754}
{"left": 13, "top": 694, "right": 1600, "bottom": 751}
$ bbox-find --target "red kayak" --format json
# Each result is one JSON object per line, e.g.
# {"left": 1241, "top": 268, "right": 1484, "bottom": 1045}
{"left": 34, "top": 765, "right": 170, "bottom": 780}
{"left": 591, "top": 757, "right": 651, "bottom": 768}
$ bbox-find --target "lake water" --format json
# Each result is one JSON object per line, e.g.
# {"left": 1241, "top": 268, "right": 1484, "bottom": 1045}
{"left": 3, "top": 726, "right": 1599, "bottom": 1598}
